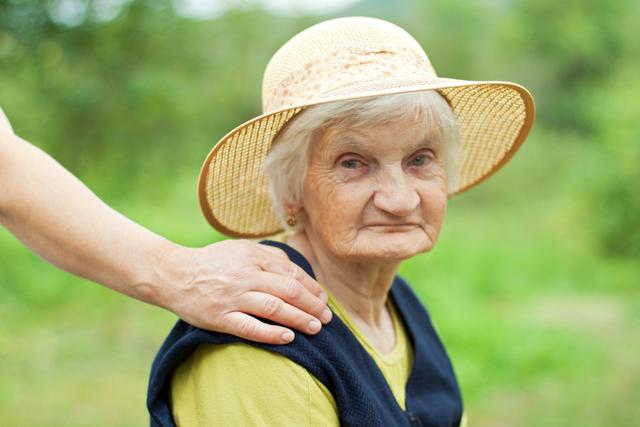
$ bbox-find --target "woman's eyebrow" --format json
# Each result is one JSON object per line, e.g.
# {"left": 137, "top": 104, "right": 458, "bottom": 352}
{"left": 331, "top": 138, "right": 367, "bottom": 152}
{"left": 413, "top": 135, "right": 442, "bottom": 150}
{"left": 327, "top": 131, "right": 442, "bottom": 154}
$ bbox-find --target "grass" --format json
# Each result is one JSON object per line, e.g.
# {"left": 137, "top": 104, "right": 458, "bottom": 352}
{"left": 0, "top": 130, "right": 638, "bottom": 426}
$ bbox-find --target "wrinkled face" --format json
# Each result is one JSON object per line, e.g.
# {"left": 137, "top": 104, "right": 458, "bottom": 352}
{"left": 300, "top": 116, "right": 449, "bottom": 263}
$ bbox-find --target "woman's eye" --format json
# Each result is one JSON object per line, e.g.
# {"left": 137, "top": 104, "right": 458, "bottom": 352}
{"left": 410, "top": 154, "right": 431, "bottom": 166}
{"left": 341, "top": 158, "right": 362, "bottom": 169}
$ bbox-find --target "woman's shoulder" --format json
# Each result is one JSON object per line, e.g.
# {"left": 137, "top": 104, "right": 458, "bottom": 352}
{"left": 174, "top": 341, "right": 323, "bottom": 387}
{"left": 171, "top": 342, "right": 339, "bottom": 426}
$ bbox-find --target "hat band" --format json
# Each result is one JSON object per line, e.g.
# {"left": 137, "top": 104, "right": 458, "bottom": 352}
{"left": 263, "top": 46, "right": 437, "bottom": 114}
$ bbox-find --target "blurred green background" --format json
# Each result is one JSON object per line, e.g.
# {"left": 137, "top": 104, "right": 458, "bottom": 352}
{"left": 1, "top": 0, "right": 638, "bottom": 425}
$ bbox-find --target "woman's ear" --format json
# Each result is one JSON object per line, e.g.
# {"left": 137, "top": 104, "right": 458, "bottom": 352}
{"left": 283, "top": 200, "right": 304, "bottom": 216}
{"left": 283, "top": 200, "right": 305, "bottom": 228}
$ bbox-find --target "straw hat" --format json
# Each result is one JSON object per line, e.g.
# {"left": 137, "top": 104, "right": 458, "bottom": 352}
{"left": 198, "top": 16, "right": 535, "bottom": 238}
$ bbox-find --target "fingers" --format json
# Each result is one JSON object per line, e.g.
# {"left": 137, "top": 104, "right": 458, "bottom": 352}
{"left": 223, "top": 311, "right": 296, "bottom": 345}
{"left": 168, "top": 240, "right": 334, "bottom": 345}
{"left": 256, "top": 245, "right": 328, "bottom": 301}
{"left": 239, "top": 289, "right": 325, "bottom": 336}
{"left": 245, "top": 270, "right": 332, "bottom": 325}
{"left": 258, "top": 243, "right": 290, "bottom": 258}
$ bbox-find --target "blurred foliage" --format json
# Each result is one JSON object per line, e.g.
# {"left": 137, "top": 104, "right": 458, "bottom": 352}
{"left": 584, "top": 68, "right": 640, "bottom": 259}
{"left": 1, "top": 0, "right": 637, "bottom": 257}
{"left": 0, "top": 0, "right": 638, "bottom": 426}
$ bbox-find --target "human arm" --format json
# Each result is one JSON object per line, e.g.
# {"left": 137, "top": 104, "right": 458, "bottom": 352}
{"left": 0, "top": 107, "right": 331, "bottom": 344}
{"left": 171, "top": 342, "right": 339, "bottom": 426}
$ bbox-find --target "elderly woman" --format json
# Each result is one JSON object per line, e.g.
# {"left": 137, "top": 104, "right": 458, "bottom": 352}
{"left": 147, "top": 17, "right": 534, "bottom": 427}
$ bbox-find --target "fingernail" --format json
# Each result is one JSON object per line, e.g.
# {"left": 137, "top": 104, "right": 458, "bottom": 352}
{"left": 320, "top": 292, "right": 329, "bottom": 303}
{"left": 308, "top": 319, "right": 321, "bottom": 333}
{"left": 321, "top": 308, "right": 333, "bottom": 324}
{"left": 282, "top": 331, "right": 295, "bottom": 342}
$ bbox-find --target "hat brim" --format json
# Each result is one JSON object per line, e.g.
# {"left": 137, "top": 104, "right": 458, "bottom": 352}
{"left": 198, "top": 78, "right": 535, "bottom": 238}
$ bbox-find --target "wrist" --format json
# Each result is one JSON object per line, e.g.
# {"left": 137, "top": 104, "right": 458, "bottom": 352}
{"left": 140, "top": 240, "right": 196, "bottom": 313}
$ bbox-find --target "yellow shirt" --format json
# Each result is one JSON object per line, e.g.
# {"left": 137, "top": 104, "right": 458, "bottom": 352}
{"left": 170, "top": 240, "right": 468, "bottom": 426}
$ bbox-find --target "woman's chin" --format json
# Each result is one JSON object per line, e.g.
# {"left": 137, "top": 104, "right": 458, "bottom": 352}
{"left": 351, "top": 229, "right": 434, "bottom": 261}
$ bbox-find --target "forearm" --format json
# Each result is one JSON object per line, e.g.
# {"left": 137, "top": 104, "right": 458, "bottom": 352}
{"left": 0, "top": 133, "right": 181, "bottom": 306}
{"left": 0, "top": 116, "right": 330, "bottom": 342}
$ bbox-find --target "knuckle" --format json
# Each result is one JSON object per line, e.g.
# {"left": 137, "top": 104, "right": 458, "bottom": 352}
{"left": 259, "top": 257, "right": 274, "bottom": 271}
{"left": 309, "top": 299, "right": 327, "bottom": 316}
{"left": 273, "top": 248, "right": 288, "bottom": 260}
{"left": 242, "top": 239, "right": 260, "bottom": 255}
{"left": 263, "top": 296, "right": 283, "bottom": 317}
{"left": 287, "top": 263, "right": 298, "bottom": 278}
{"left": 215, "top": 314, "right": 233, "bottom": 333}
{"left": 285, "top": 279, "right": 301, "bottom": 300}
{"left": 237, "top": 318, "right": 256, "bottom": 337}
{"left": 311, "top": 298, "right": 326, "bottom": 315}
{"left": 231, "top": 239, "right": 251, "bottom": 256}
{"left": 223, "top": 269, "right": 248, "bottom": 283}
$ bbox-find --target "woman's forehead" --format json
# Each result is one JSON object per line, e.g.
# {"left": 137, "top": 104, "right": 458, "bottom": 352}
{"left": 315, "top": 117, "right": 444, "bottom": 153}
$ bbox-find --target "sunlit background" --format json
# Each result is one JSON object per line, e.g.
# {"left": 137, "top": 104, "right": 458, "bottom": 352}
{"left": 1, "top": 0, "right": 639, "bottom": 426}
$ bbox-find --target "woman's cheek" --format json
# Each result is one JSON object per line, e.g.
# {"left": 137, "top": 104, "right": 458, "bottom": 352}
{"left": 304, "top": 170, "right": 345, "bottom": 224}
{"left": 423, "top": 184, "right": 448, "bottom": 232}
{"left": 313, "top": 173, "right": 341, "bottom": 202}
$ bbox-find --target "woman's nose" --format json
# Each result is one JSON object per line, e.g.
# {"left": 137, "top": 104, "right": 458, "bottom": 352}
{"left": 372, "top": 167, "right": 420, "bottom": 217}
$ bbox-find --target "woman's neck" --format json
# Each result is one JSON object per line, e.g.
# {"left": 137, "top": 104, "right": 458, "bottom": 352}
{"left": 286, "top": 231, "right": 399, "bottom": 330}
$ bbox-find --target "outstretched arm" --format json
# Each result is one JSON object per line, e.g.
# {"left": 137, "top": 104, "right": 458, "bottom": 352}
{"left": 0, "top": 107, "right": 331, "bottom": 344}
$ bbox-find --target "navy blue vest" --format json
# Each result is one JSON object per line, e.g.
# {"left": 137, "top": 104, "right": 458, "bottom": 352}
{"left": 147, "top": 240, "right": 463, "bottom": 426}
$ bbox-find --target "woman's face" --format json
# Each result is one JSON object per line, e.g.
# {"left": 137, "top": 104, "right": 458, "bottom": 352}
{"left": 300, "top": 116, "right": 449, "bottom": 263}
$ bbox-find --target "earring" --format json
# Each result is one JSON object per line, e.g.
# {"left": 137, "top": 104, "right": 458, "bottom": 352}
{"left": 286, "top": 214, "right": 297, "bottom": 227}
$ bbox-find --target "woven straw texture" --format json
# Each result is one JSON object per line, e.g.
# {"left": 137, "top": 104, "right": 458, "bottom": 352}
{"left": 198, "top": 17, "right": 535, "bottom": 237}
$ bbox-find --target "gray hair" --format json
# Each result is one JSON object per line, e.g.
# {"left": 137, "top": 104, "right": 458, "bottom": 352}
{"left": 262, "top": 91, "right": 461, "bottom": 231}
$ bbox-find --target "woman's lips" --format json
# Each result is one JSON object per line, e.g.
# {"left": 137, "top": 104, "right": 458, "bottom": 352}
{"left": 363, "top": 223, "right": 421, "bottom": 231}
